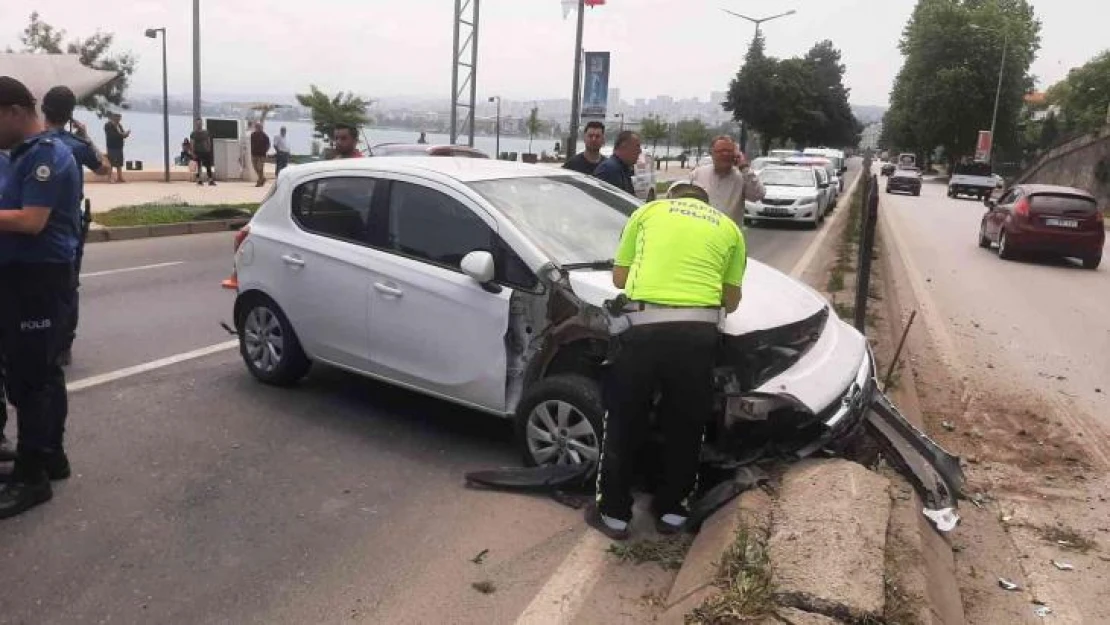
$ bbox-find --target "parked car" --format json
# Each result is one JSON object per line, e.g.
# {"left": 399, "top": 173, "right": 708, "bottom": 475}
{"left": 803, "top": 147, "right": 847, "bottom": 174}
{"left": 979, "top": 184, "right": 1104, "bottom": 269}
{"left": 223, "top": 157, "right": 889, "bottom": 469}
{"left": 947, "top": 162, "right": 995, "bottom": 200}
{"left": 880, "top": 163, "right": 897, "bottom": 177}
{"left": 745, "top": 165, "right": 830, "bottom": 228}
{"left": 632, "top": 152, "right": 657, "bottom": 201}
{"left": 750, "top": 157, "right": 783, "bottom": 173}
{"left": 886, "top": 167, "right": 922, "bottom": 196}
{"left": 784, "top": 156, "right": 841, "bottom": 205}
{"left": 768, "top": 149, "right": 801, "bottom": 160}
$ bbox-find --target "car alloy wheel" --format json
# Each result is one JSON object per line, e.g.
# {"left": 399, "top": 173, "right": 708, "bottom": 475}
{"left": 525, "top": 399, "right": 600, "bottom": 466}
{"left": 238, "top": 295, "right": 311, "bottom": 386}
{"left": 244, "top": 306, "right": 284, "bottom": 374}
{"left": 998, "top": 230, "right": 1014, "bottom": 260}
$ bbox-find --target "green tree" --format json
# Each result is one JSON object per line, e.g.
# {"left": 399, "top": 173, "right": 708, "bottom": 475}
{"left": 640, "top": 115, "right": 669, "bottom": 155}
{"left": 526, "top": 106, "right": 544, "bottom": 153}
{"left": 881, "top": 0, "right": 1041, "bottom": 165}
{"left": 1046, "top": 51, "right": 1110, "bottom": 133}
{"left": 802, "top": 41, "right": 862, "bottom": 147}
{"left": 675, "top": 119, "right": 711, "bottom": 161}
{"left": 295, "top": 85, "right": 372, "bottom": 144}
{"left": 1038, "top": 111, "right": 1060, "bottom": 149}
{"left": 724, "top": 33, "right": 783, "bottom": 153}
{"left": 13, "top": 11, "right": 137, "bottom": 116}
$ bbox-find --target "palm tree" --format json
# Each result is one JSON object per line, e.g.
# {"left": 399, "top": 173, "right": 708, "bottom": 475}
{"left": 295, "top": 85, "right": 372, "bottom": 146}
{"left": 640, "top": 115, "right": 669, "bottom": 156}
{"left": 526, "top": 106, "right": 543, "bottom": 154}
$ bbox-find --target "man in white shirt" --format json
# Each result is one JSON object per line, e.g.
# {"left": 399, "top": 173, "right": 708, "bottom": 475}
{"left": 273, "top": 127, "right": 291, "bottom": 177}
{"left": 689, "top": 136, "right": 765, "bottom": 223}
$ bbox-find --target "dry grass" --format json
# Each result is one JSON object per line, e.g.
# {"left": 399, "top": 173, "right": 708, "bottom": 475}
{"left": 687, "top": 525, "right": 775, "bottom": 624}
{"left": 607, "top": 536, "right": 694, "bottom": 571}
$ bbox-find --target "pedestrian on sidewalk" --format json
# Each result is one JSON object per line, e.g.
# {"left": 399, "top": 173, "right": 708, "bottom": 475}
{"left": 103, "top": 113, "right": 130, "bottom": 183}
{"left": 190, "top": 119, "right": 216, "bottom": 186}
{"left": 689, "top": 136, "right": 764, "bottom": 224}
{"left": 250, "top": 122, "right": 271, "bottom": 187}
{"left": 562, "top": 121, "right": 605, "bottom": 176}
{"left": 41, "top": 86, "right": 112, "bottom": 368}
{"left": 0, "top": 76, "right": 82, "bottom": 518}
{"left": 593, "top": 130, "right": 640, "bottom": 196}
{"left": 330, "top": 124, "right": 363, "bottom": 159}
{"left": 273, "top": 127, "right": 290, "bottom": 177}
{"left": 587, "top": 180, "right": 747, "bottom": 540}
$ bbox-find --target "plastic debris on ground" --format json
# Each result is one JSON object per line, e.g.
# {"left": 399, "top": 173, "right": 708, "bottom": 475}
{"left": 1051, "top": 560, "right": 1074, "bottom": 571}
{"left": 998, "top": 577, "right": 1021, "bottom": 591}
{"left": 923, "top": 507, "right": 961, "bottom": 532}
{"left": 1034, "top": 605, "right": 1053, "bottom": 617}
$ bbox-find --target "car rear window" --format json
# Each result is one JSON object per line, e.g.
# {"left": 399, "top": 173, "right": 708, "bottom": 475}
{"left": 1030, "top": 193, "right": 1098, "bottom": 215}
{"left": 954, "top": 163, "right": 992, "bottom": 177}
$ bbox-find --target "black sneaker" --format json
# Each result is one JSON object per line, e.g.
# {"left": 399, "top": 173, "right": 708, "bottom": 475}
{"left": 0, "top": 437, "right": 14, "bottom": 463}
{"left": 46, "top": 451, "right": 71, "bottom": 481}
{"left": 208, "top": 180, "right": 217, "bottom": 186}
{"left": 0, "top": 477, "right": 52, "bottom": 519}
{"left": 585, "top": 503, "right": 631, "bottom": 541}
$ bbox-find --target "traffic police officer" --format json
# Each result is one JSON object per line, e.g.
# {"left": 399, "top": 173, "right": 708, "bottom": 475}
{"left": 587, "top": 180, "right": 747, "bottom": 540}
{"left": 42, "top": 86, "right": 111, "bottom": 367}
{"left": 0, "top": 149, "right": 11, "bottom": 463}
{"left": 0, "top": 76, "right": 81, "bottom": 519}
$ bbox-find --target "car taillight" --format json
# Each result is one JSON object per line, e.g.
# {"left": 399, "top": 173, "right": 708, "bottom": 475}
{"left": 222, "top": 225, "right": 250, "bottom": 290}
{"left": 1014, "top": 198, "right": 1030, "bottom": 217}
{"left": 1096, "top": 211, "right": 1105, "bottom": 225}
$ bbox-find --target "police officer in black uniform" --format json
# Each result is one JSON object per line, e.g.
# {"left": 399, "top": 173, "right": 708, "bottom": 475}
{"left": 0, "top": 76, "right": 81, "bottom": 519}
{"left": 42, "top": 86, "right": 111, "bottom": 367}
{"left": 0, "top": 149, "right": 11, "bottom": 463}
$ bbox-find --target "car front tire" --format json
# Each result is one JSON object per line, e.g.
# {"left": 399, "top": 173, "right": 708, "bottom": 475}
{"left": 237, "top": 294, "right": 312, "bottom": 386}
{"left": 515, "top": 375, "right": 604, "bottom": 468}
{"left": 978, "top": 222, "right": 991, "bottom": 249}
{"left": 997, "top": 230, "right": 1015, "bottom": 260}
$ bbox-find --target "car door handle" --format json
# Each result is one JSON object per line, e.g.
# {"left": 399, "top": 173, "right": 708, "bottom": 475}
{"left": 374, "top": 283, "right": 403, "bottom": 297}
{"left": 281, "top": 254, "right": 305, "bottom": 267}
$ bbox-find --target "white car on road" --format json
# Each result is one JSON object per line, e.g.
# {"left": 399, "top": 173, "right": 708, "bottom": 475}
{"left": 744, "top": 165, "right": 832, "bottom": 228}
{"left": 225, "top": 158, "right": 875, "bottom": 467}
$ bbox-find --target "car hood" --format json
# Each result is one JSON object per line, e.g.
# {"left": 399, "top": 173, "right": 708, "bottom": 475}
{"left": 760, "top": 185, "right": 821, "bottom": 199}
{"left": 566, "top": 258, "right": 828, "bottom": 335}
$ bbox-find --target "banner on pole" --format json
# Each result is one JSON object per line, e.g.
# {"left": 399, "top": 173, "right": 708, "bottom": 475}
{"left": 975, "top": 130, "right": 992, "bottom": 162}
{"left": 581, "top": 51, "right": 610, "bottom": 121}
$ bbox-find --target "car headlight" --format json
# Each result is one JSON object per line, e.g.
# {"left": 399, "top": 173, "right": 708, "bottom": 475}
{"left": 800, "top": 196, "right": 818, "bottom": 204}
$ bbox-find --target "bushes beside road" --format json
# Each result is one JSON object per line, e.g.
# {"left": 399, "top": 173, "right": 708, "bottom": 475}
{"left": 94, "top": 203, "right": 257, "bottom": 228}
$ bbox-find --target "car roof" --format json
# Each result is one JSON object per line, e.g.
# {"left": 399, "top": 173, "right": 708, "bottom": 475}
{"left": 784, "top": 157, "right": 832, "bottom": 165}
{"left": 1018, "top": 184, "right": 1096, "bottom": 199}
{"left": 287, "top": 156, "right": 575, "bottom": 183}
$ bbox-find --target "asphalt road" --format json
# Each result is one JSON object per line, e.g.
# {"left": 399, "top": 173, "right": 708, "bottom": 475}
{"left": 0, "top": 160, "right": 860, "bottom": 624}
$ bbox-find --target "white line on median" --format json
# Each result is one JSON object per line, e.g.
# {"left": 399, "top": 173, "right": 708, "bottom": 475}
{"left": 514, "top": 530, "right": 610, "bottom": 625}
{"left": 67, "top": 340, "right": 238, "bottom": 393}
{"left": 81, "top": 261, "right": 184, "bottom": 278}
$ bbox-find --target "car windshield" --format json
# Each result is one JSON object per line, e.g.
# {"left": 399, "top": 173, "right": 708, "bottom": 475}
{"left": 760, "top": 168, "right": 815, "bottom": 187}
{"left": 468, "top": 176, "right": 640, "bottom": 266}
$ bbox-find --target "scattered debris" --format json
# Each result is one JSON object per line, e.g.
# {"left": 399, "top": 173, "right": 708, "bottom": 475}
{"left": 470, "top": 549, "right": 489, "bottom": 565}
{"left": 1034, "top": 605, "right": 1053, "bottom": 617}
{"left": 1035, "top": 525, "right": 1098, "bottom": 553}
{"left": 1001, "top": 515, "right": 1013, "bottom": 523}
{"left": 942, "top": 421, "right": 956, "bottom": 431}
{"left": 1051, "top": 560, "right": 1074, "bottom": 571}
{"left": 471, "top": 580, "right": 496, "bottom": 595}
{"left": 607, "top": 536, "right": 693, "bottom": 571}
{"left": 923, "top": 507, "right": 961, "bottom": 532}
{"left": 998, "top": 578, "right": 1021, "bottom": 591}
{"left": 1096, "top": 388, "right": 1102, "bottom": 394}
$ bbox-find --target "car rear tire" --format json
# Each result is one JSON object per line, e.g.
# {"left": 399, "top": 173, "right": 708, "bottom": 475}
{"left": 997, "top": 230, "right": 1015, "bottom": 260}
{"left": 515, "top": 375, "right": 604, "bottom": 468}
{"left": 947, "top": 188, "right": 955, "bottom": 198}
{"left": 978, "top": 222, "right": 991, "bottom": 249}
{"left": 912, "top": 189, "right": 921, "bottom": 197}
{"left": 237, "top": 294, "right": 312, "bottom": 387}
{"left": 1083, "top": 254, "right": 1101, "bottom": 270}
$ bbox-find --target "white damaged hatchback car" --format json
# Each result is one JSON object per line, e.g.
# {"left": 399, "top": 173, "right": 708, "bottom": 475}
{"left": 223, "top": 158, "right": 962, "bottom": 505}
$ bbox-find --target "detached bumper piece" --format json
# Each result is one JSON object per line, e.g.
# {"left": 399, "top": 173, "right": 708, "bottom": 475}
{"left": 865, "top": 392, "right": 965, "bottom": 510}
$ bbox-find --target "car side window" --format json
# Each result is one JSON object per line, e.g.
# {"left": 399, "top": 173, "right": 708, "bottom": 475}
{"left": 998, "top": 189, "right": 1018, "bottom": 206}
{"left": 292, "top": 177, "right": 377, "bottom": 243}
{"left": 385, "top": 181, "right": 538, "bottom": 290}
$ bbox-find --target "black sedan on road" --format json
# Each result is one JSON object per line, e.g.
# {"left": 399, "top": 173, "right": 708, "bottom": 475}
{"left": 886, "top": 167, "right": 922, "bottom": 196}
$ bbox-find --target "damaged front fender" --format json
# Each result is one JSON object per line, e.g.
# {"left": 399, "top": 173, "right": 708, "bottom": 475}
{"left": 865, "top": 392, "right": 966, "bottom": 510}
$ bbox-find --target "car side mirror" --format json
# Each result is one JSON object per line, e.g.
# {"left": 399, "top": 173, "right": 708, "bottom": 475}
{"left": 461, "top": 250, "right": 501, "bottom": 293}
{"left": 819, "top": 182, "right": 830, "bottom": 189}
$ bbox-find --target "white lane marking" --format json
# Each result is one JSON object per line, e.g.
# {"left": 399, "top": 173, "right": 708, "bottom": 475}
{"left": 514, "top": 530, "right": 610, "bottom": 625}
{"left": 789, "top": 166, "right": 866, "bottom": 279}
{"left": 67, "top": 340, "right": 238, "bottom": 393}
{"left": 81, "top": 261, "right": 184, "bottom": 278}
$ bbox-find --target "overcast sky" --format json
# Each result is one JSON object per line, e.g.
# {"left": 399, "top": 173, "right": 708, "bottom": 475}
{"left": 1, "top": 0, "right": 1104, "bottom": 106}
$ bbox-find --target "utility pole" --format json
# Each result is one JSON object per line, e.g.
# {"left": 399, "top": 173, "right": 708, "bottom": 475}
{"left": 192, "top": 0, "right": 201, "bottom": 121}
{"left": 450, "top": 0, "right": 480, "bottom": 146}
{"left": 566, "top": 0, "right": 586, "bottom": 160}
{"left": 987, "top": 30, "right": 1009, "bottom": 166}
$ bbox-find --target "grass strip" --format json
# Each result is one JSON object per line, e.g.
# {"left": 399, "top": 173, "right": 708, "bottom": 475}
{"left": 95, "top": 203, "right": 257, "bottom": 228}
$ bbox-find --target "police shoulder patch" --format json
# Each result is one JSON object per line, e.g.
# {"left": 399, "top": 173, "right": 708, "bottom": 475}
{"left": 34, "top": 164, "right": 52, "bottom": 182}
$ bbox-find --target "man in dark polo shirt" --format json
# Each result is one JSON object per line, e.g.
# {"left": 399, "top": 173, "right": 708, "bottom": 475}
{"left": 563, "top": 121, "right": 605, "bottom": 176}
{"left": 593, "top": 130, "right": 640, "bottom": 196}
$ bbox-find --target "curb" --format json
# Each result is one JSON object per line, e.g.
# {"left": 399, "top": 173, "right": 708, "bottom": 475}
{"left": 86, "top": 218, "right": 249, "bottom": 244}
{"left": 875, "top": 197, "right": 968, "bottom": 625}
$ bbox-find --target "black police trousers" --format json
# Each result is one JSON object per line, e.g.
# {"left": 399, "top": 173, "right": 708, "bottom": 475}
{"left": 0, "top": 262, "right": 72, "bottom": 454}
{"left": 596, "top": 321, "right": 719, "bottom": 522}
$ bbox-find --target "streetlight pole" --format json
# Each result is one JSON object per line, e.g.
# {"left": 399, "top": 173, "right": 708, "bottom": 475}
{"left": 988, "top": 31, "right": 1009, "bottom": 166}
{"left": 145, "top": 28, "right": 170, "bottom": 183}
{"left": 192, "top": 0, "right": 201, "bottom": 121}
{"left": 489, "top": 95, "right": 501, "bottom": 159}
{"left": 721, "top": 8, "right": 797, "bottom": 153}
{"left": 566, "top": 0, "right": 586, "bottom": 160}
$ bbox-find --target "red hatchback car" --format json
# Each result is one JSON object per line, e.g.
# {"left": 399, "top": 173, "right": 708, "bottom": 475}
{"left": 979, "top": 184, "right": 1105, "bottom": 269}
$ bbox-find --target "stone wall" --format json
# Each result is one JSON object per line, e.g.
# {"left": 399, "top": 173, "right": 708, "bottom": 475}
{"left": 1016, "top": 127, "right": 1110, "bottom": 208}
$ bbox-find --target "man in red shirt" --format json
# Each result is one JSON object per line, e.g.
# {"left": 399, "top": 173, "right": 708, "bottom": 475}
{"left": 331, "top": 124, "right": 363, "bottom": 159}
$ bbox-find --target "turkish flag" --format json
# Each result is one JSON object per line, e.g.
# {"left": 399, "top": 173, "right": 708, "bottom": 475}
{"left": 585, "top": 0, "right": 606, "bottom": 6}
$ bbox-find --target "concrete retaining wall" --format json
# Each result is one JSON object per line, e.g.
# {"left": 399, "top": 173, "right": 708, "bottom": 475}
{"left": 1015, "top": 127, "right": 1110, "bottom": 208}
